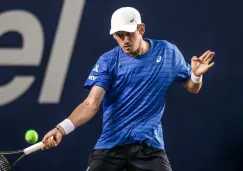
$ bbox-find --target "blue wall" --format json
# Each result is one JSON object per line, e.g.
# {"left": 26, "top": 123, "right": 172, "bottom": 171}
{"left": 0, "top": 0, "right": 242, "bottom": 170}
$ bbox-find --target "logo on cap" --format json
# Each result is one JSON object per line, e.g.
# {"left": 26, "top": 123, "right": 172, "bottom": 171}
{"left": 130, "top": 18, "right": 134, "bottom": 22}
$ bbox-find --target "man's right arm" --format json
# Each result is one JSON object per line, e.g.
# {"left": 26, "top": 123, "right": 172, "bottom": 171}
{"left": 56, "top": 85, "right": 106, "bottom": 134}
{"left": 42, "top": 85, "right": 106, "bottom": 149}
{"left": 69, "top": 85, "right": 105, "bottom": 128}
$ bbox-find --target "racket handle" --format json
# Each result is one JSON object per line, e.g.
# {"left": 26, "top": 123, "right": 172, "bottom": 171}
{"left": 23, "top": 142, "right": 44, "bottom": 155}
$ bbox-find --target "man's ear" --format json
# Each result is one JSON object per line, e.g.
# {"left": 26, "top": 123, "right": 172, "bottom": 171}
{"left": 138, "top": 23, "right": 145, "bottom": 36}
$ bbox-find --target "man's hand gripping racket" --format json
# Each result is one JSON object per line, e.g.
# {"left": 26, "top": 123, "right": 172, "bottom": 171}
{"left": 42, "top": 127, "right": 63, "bottom": 150}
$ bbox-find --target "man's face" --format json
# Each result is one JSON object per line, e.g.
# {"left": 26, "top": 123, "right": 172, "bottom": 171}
{"left": 113, "top": 24, "right": 145, "bottom": 56}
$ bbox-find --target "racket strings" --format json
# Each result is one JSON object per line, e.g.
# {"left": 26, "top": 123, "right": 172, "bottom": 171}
{"left": 0, "top": 155, "right": 10, "bottom": 171}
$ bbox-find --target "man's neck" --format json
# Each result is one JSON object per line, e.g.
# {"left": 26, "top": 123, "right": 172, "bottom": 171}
{"left": 131, "top": 39, "right": 150, "bottom": 57}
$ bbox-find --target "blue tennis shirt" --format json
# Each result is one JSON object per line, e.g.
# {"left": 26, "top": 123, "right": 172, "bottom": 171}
{"left": 84, "top": 39, "right": 191, "bottom": 149}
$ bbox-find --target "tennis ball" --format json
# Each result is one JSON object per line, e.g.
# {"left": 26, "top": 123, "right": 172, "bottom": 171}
{"left": 25, "top": 130, "right": 38, "bottom": 144}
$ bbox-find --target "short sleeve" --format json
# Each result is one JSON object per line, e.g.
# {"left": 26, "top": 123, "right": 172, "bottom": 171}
{"left": 172, "top": 45, "right": 191, "bottom": 83}
{"left": 84, "top": 56, "right": 111, "bottom": 91}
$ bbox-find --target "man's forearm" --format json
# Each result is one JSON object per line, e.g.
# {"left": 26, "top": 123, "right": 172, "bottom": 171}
{"left": 56, "top": 86, "right": 106, "bottom": 136}
{"left": 68, "top": 99, "right": 99, "bottom": 128}
{"left": 56, "top": 100, "right": 99, "bottom": 136}
{"left": 183, "top": 78, "right": 202, "bottom": 94}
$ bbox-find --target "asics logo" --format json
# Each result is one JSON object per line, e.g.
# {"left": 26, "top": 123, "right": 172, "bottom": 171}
{"left": 156, "top": 56, "right": 162, "bottom": 63}
{"left": 93, "top": 64, "right": 99, "bottom": 72}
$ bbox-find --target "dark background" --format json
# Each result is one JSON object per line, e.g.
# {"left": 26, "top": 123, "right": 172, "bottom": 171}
{"left": 0, "top": 0, "right": 242, "bottom": 170}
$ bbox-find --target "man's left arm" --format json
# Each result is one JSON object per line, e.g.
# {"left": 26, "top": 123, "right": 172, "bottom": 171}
{"left": 183, "top": 50, "right": 215, "bottom": 94}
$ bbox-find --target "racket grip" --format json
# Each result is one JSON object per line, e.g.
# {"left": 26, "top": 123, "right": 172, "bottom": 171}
{"left": 23, "top": 142, "right": 44, "bottom": 155}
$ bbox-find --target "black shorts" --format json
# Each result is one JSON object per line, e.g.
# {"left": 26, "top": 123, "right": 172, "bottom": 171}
{"left": 87, "top": 143, "right": 172, "bottom": 171}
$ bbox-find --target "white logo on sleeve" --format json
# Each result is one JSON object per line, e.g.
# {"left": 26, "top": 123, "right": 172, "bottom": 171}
{"left": 156, "top": 56, "right": 162, "bottom": 63}
{"left": 88, "top": 75, "right": 97, "bottom": 80}
{"left": 93, "top": 64, "right": 99, "bottom": 72}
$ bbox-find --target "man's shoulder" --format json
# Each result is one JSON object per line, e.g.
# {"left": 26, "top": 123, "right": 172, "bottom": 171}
{"left": 97, "top": 46, "right": 120, "bottom": 69}
{"left": 150, "top": 39, "right": 175, "bottom": 50}
{"left": 100, "top": 46, "right": 120, "bottom": 60}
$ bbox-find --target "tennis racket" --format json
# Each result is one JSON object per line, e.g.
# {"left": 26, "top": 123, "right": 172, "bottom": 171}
{"left": 0, "top": 142, "right": 44, "bottom": 171}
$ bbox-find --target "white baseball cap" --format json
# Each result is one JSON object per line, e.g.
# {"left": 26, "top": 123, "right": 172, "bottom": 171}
{"left": 109, "top": 7, "right": 142, "bottom": 35}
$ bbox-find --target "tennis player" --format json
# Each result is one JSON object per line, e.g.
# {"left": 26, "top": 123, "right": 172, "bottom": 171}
{"left": 42, "top": 7, "right": 215, "bottom": 171}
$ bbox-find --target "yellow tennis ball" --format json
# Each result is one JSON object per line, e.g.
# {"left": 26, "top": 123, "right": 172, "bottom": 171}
{"left": 25, "top": 130, "right": 38, "bottom": 144}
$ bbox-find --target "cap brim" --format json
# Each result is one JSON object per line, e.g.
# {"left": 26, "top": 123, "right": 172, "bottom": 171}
{"left": 109, "top": 24, "right": 137, "bottom": 35}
